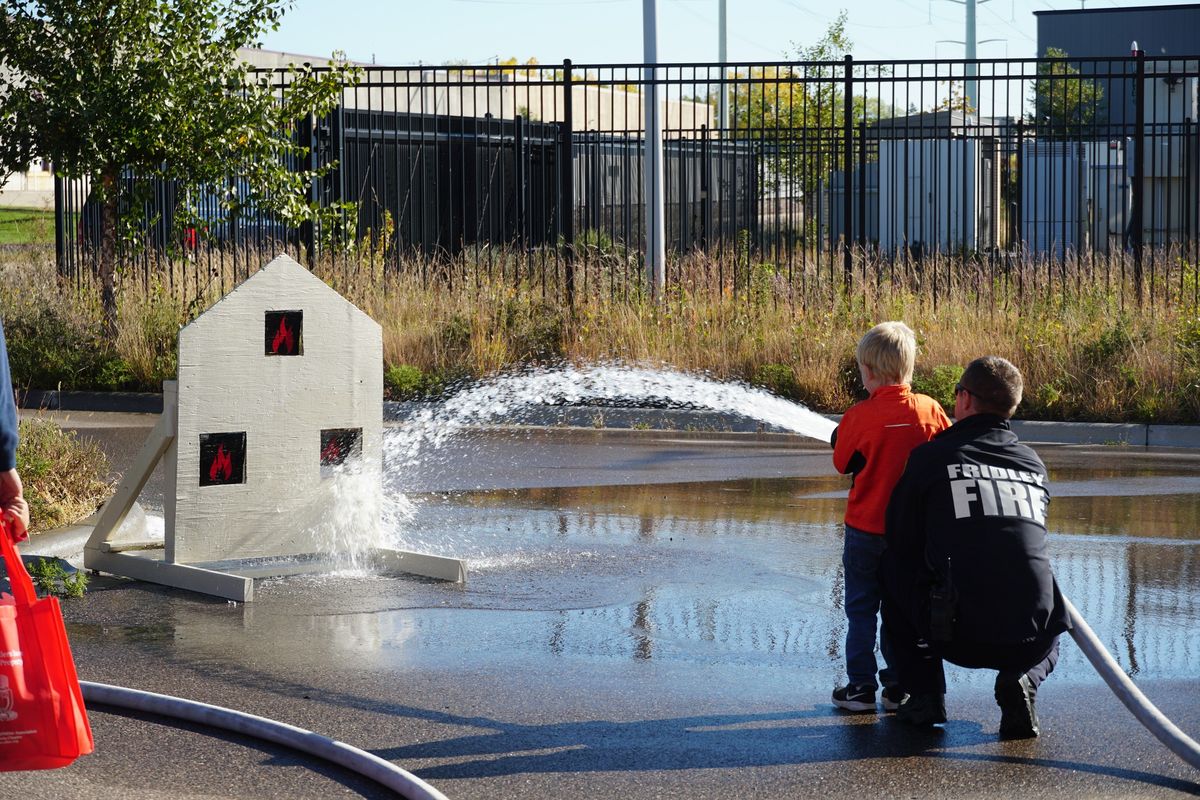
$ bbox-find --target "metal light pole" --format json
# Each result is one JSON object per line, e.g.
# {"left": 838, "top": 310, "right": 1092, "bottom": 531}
{"left": 940, "top": 0, "right": 993, "bottom": 113}
{"left": 718, "top": 0, "right": 728, "bottom": 134}
{"left": 643, "top": 0, "right": 666, "bottom": 300}
{"left": 965, "top": 0, "right": 977, "bottom": 110}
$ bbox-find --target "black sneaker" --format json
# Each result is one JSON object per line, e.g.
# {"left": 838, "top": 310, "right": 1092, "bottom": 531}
{"left": 896, "top": 692, "right": 947, "bottom": 726}
{"left": 832, "top": 684, "right": 877, "bottom": 712}
{"left": 881, "top": 685, "right": 909, "bottom": 712}
{"left": 996, "top": 673, "right": 1040, "bottom": 739}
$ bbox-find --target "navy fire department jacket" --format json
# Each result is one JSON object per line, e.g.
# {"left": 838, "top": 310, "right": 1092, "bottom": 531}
{"left": 881, "top": 413, "right": 1072, "bottom": 645}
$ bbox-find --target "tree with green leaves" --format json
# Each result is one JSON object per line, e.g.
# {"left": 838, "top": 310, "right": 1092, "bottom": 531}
{"left": 725, "top": 12, "right": 890, "bottom": 241}
{"left": 1028, "top": 47, "right": 1104, "bottom": 136}
{"left": 0, "top": 0, "right": 358, "bottom": 333}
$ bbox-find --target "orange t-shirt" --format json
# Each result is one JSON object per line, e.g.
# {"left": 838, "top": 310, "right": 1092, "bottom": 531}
{"left": 832, "top": 384, "right": 951, "bottom": 535}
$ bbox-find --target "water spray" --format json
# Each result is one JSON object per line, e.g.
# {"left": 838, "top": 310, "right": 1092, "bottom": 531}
{"left": 384, "top": 363, "right": 1200, "bottom": 771}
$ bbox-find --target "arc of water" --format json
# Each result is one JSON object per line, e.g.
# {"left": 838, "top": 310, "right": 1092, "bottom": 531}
{"left": 386, "top": 365, "right": 836, "bottom": 471}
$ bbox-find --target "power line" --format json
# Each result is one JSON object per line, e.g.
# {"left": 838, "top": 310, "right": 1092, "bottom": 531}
{"left": 981, "top": 0, "right": 1034, "bottom": 41}
{"left": 846, "top": 18, "right": 936, "bottom": 30}
{"left": 892, "top": 0, "right": 962, "bottom": 24}
{"left": 664, "top": 0, "right": 782, "bottom": 56}
{"left": 773, "top": 0, "right": 825, "bottom": 21}
{"left": 448, "top": 0, "right": 632, "bottom": 5}
{"left": 766, "top": 0, "right": 894, "bottom": 57}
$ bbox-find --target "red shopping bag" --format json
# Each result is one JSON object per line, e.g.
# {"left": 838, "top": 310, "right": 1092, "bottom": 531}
{"left": 0, "top": 519, "right": 94, "bottom": 770}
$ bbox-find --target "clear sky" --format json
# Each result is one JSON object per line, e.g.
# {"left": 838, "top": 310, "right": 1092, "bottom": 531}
{"left": 259, "top": 0, "right": 1195, "bottom": 67}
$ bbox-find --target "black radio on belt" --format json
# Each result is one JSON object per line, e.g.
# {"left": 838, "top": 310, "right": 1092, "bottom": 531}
{"left": 929, "top": 557, "right": 958, "bottom": 643}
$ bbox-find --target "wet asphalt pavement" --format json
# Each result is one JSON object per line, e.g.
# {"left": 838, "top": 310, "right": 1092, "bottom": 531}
{"left": 2, "top": 412, "right": 1199, "bottom": 798}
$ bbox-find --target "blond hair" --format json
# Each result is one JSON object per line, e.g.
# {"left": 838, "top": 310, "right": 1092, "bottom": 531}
{"left": 856, "top": 321, "right": 916, "bottom": 384}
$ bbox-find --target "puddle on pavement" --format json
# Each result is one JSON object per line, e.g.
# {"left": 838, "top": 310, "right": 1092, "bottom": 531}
{"left": 68, "top": 444, "right": 1200, "bottom": 689}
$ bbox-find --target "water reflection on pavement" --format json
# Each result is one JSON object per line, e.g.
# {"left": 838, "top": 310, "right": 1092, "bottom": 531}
{"left": 13, "top": 429, "right": 1200, "bottom": 799}
{"left": 69, "top": 442, "right": 1200, "bottom": 688}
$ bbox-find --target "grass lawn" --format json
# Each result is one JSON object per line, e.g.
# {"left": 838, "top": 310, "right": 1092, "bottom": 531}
{"left": 0, "top": 207, "right": 55, "bottom": 245}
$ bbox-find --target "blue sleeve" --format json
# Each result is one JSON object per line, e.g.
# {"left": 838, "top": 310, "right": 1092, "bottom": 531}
{"left": 0, "top": 318, "right": 18, "bottom": 471}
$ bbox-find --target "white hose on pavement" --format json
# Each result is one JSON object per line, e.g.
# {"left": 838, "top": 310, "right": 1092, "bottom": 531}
{"left": 1063, "top": 595, "right": 1200, "bottom": 771}
{"left": 81, "top": 681, "right": 450, "bottom": 800}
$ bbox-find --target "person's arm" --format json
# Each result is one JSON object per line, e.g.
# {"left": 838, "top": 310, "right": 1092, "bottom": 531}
{"left": 884, "top": 450, "right": 929, "bottom": 569}
{"left": 880, "top": 450, "right": 936, "bottom": 637}
{"left": 0, "top": 318, "right": 27, "bottom": 541}
{"left": 831, "top": 412, "right": 866, "bottom": 476}
{"left": 0, "top": 469, "right": 29, "bottom": 541}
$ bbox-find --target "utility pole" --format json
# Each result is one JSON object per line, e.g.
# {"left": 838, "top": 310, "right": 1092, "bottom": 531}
{"left": 643, "top": 0, "right": 666, "bottom": 300}
{"left": 939, "top": 0, "right": 993, "bottom": 113}
{"left": 718, "top": 0, "right": 728, "bottom": 134}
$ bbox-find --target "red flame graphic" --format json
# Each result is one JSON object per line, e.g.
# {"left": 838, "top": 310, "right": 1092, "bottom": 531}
{"left": 209, "top": 444, "right": 233, "bottom": 482}
{"left": 321, "top": 439, "right": 342, "bottom": 464}
{"left": 271, "top": 317, "right": 294, "bottom": 354}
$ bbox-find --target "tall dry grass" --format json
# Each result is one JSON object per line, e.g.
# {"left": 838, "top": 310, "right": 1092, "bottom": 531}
{"left": 7, "top": 242, "right": 1200, "bottom": 422}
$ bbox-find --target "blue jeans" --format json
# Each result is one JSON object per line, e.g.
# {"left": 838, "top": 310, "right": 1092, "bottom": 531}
{"left": 842, "top": 525, "right": 896, "bottom": 690}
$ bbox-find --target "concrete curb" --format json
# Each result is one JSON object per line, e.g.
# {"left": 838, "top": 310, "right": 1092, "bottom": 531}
{"left": 18, "top": 391, "right": 1200, "bottom": 448}
{"left": 18, "top": 389, "right": 164, "bottom": 414}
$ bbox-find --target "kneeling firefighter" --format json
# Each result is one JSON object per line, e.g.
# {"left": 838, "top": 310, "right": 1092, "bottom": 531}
{"left": 879, "top": 355, "right": 1071, "bottom": 738}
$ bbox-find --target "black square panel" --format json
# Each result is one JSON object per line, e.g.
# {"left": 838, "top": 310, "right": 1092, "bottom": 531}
{"left": 265, "top": 310, "right": 303, "bottom": 356}
{"left": 320, "top": 428, "right": 363, "bottom": 469}
{"left": 199, "top": 432, "right": 247, "bottom": 487}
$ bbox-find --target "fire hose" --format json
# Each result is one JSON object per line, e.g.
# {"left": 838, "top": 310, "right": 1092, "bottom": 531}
{"left": 1062, "top": 595, "right": 1200, "bottom": 770}
{"left": 80, "top": 681, "right": 449, "bottom": 800}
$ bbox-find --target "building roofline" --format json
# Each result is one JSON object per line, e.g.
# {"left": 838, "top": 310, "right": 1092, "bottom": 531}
{"left": 1034, "top": 3, "right": 1200, "bottom": 15}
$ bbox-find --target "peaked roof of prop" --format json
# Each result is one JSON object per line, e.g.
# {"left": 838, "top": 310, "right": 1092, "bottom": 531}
{"left": 180, "top": 253, "right": 379, "bottom": 338}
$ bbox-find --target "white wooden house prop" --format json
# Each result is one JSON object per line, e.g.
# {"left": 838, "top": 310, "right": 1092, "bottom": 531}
{"left": 84, "top": 254, "right": 465, "bottom": 601}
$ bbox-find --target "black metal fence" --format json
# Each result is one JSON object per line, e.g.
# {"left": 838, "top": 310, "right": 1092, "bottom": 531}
{"left": 54, "top": 53, "right": 1200, "bottom": 303}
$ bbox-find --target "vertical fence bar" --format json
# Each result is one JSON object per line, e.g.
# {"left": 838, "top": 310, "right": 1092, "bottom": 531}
{"left": 53, "top": 176, "right": 66, "bottom": 278}
{"left": 1132, "top": 48, "right": 1146, "bottom": 305}
{"left": 1015, "top": 118, "right": 1024, "bottom": 259}
{"left": 842, "top": 54, "right": 854, "bottom": 289}
{"left": 700, "top": 123, "right": 710, "bottom": 251}
{"left": 296, "top": 111, "right": 316, "bottom": 266}
{"left": 515, "top": 114, "right": 527, "bottom": 257}
{"left": 560, "top": 59, "right": 575, "bottom": 307}
{"left": 857, "top": 117, "right": 867, "bottom": 255}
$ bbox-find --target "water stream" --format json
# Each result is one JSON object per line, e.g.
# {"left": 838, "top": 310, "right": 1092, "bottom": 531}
{"left": 361, "top": 364, "right": 835, "bottom": 560}
{"left": 385, "top": 363, "right": 836, "bottom": 471}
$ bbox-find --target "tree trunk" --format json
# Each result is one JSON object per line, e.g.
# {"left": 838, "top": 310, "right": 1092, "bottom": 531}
{"left": 99, "top": 167, "right": 119, "bottom": 339}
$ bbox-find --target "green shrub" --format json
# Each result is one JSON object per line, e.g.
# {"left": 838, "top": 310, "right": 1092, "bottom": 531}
{"left": 912, "top": 364, "right": 964, "bottom": 416}
{"left": 836, "top": 352, "right": 866, "bottom": 404}
{"left": 17, "top": 418, "right": 113, "bottom": 532}
{"left": 384, "top": 364, "right": 445, "bottom": 400}
{"left": 26, "top": 557, "right": 88, "bottom": 599}
{"left": 1030, "top": 381, "right": 1064, "bottom": 417}
{"left": 508, "top": 300, "right": 564, "bottom": 362}
{"left": 97, "top": 357, "right": 136, "bottom": 391}
{"left": 1082, "top": 316, "right": 1135, "bottom": 368}
{"left": 440, "top": 314, "right": 472, "bottom": 352}
{"left": 753, "top": 362, "right": 800, "bottom": 399}
{"left": 3, "top": 306, "right": 121, "bottom": 390}
{"left": 577, "top": 228, "right": 618, "bottom": 255}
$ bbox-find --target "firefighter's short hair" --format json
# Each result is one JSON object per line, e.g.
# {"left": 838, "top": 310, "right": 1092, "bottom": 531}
{"left": 960, "top": 356, "right": 1024, "bottom": 418}
{"left": 856, "top": 321, "right": 916, "bottom": 385}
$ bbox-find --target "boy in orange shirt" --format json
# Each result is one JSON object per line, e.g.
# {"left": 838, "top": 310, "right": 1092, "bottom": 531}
{"left": 831, "top": 321, "right": 951, "bottom": 712}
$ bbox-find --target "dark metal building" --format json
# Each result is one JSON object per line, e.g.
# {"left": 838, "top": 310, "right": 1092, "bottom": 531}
{"left": 1035, "top": 3, "right": 1200, "bottom": 59}
{"left": 1035, "top": 3, "right": 1200, "bottom": 130}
